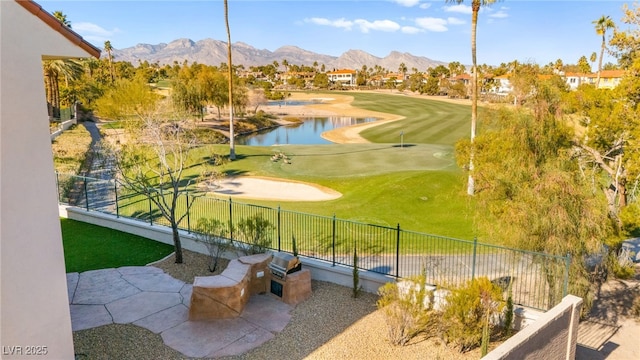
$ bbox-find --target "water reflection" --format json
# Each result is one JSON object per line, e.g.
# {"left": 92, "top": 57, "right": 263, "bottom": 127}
{"left": 236, "top": 116, "right": 377, "bottom": 146}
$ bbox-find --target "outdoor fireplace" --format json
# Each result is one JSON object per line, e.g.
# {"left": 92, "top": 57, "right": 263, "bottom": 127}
{"left": 267, "top": 252, "right": 310, "bottom": 304}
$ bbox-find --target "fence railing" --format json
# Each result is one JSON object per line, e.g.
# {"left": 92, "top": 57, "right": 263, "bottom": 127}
{"left": 56, "top": 173, "right": 570, "bottom": 310}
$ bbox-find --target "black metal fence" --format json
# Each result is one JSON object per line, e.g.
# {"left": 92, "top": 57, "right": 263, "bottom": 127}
{"left": 56, "top": 173, "right": 571, "bottom": 310}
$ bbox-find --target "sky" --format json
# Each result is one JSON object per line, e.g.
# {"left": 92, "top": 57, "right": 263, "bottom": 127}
{"left": 38, "top": 0, "right": 629, "bottom": 67}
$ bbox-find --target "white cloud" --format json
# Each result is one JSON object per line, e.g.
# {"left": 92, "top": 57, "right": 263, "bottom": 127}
{"left": 443, "top": 4, "right": 472, "bottom": 14}
{"left": 393, "top": 0, "right": 421, "bottom": 7}
{"left": 354, "top": 19, "right": 401, "bottom": 33}
{"left": 73, "top": 22, "right": 120, "bottom": 38}
{"left": 415, "top": 17, "right": 448, "bottom": 32}
{"left": 401, "top": 26, "right": 423, "bottom": 34}
{"left": 305, "top": 17, "right": 353, "bottom": 30}
{"left": 447, "top": 17, "right": 466, "bottom": 25}
{"left": 490, "top": 10, "right": 509, "bottom": 19}
{"left": 419, "top": 3, "right": 432, "bottom": 10}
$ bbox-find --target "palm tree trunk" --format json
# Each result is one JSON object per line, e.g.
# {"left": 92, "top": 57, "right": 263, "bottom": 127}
{"left": 597, "top": 35, "right": 605, "bottom": 88}
{"left": 224, "top": 0, "right": 236, "bottom": 160}
{"left": 468, "top": 1, "right": 480, "bottom": 196}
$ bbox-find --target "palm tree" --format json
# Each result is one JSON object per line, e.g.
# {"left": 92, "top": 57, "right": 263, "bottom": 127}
{"left": 45, "top": 11, "right": 81, "bottom": 120}
{"left": 593, "top": 15, "right": 615, "bottom": 87}
{"left": 104, "top": 40, "right": 115, "bottom": 83}
{"left": 52, "top": 10, "right": 70, "bottom": 27}
{"left": 43, "top": 60, "right": 83, "bottom": 120}
{"left": 224, "top": 0, "right": 236, "bottom": 160}
{"left": 590, "top": 51, "right": 597, "bottom": 72}
{"left": 449, "top": 0, "right": 498, "bottom": 196}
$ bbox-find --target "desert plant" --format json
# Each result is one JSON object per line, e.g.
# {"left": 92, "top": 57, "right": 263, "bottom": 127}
{"left": 377, "top": 271, "right": 438, "bottom": 346}
{"left": 352, "top": 246, "right": 361, "bottom": 298}
{"left": 292, "top": 234, "right": 299, "bottom": 257}
{"left": 441, "top": 277, "right": 505, "bottom": 353}
{"left": 502, "top": 278, "right": 514, "bottom": 338}
{"left": 236, "top": 214, "right": 274, "bottom": 254}
{"left": 194, "top": 218, "right": 231, "bottom": 272}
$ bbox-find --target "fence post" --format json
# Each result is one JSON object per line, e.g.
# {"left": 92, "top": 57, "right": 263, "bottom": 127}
{"left": 148, "top": 192, "right": 153, "bottom": 226}
{"left": 563, "top": 252, "right": 571, "bottom": 297}
{"left": 332, "top": 214, "right": 336, "bottom": 267}
{"left": 114, "top": 180, "right": 119, "bottom": 218}
{"left": 55, "top": 171, "right": 60, "bottom": 202}
{"left": 471, "top": 237, "right": 478, "bottom": 280}
{"left": 229, "top": 198, "right": 234, "bottom": 241}
{"left": 395, "top": 224, "right": 401, "bottom": 278}
{"left": 84, "top": 177, "right": 89, "bottom": 211}
{"left": 186, "top": 191, "right": 191, "bottom": 234}
{"left": 277, "top": 206, "right": 281, "bottom": 252}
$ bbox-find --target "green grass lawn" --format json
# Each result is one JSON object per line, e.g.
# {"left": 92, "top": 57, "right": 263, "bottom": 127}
{"left": 61, "top": 218, "right": 174, "bottom": 273}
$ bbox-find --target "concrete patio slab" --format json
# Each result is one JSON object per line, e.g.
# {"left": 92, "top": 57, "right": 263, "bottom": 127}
{"left": 161, "top": 317, "right": 257, "bottom": 358}
{"left": 73, "top": 268, "right": 140, "bottom": 304}
{"left": 122, "top": 272, "right": 185, "bottom": 292}
{"left": 133, "top": 304, "right": 189, "bottom": 334}
{"left": 66, "top": 272, "right": 79, "bottom": 304}
{"left": 68, "top": 266, "right": 297, "bottom": 358}
{"left": 70, "top": 304, "right": 112, "bottom": 331}
{"left": 241, "top": 295, "right": 293, "bottom": 332}
{"left": 209, "top": 327, "right": 275, "bottom": 358}
{"left": 107, "top": 291, "right": 182, "bottom": 324}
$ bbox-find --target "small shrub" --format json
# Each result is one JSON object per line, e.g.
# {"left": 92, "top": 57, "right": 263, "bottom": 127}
{"left": 441, "top": 277, "right": 505, "bottom": 353}
{"left": 503, "top": 282, "right": 514, "bottom": 338}
{"left": 194, "top": 218, "right": 231, "bottom": 272}
{"left": 352, "top": 246, "right": 361, "bottom": 298}
{"left": 377, "top": 272, "right": 438, "bottom": 346}
{"left": 292, "top": 235, "right": 299, "bottom": 257}
{"left": 608, "top": 248, "right": 636, "bottom": 280}
{"left": 236, "top": 214, "right": 274, "bottom": 255}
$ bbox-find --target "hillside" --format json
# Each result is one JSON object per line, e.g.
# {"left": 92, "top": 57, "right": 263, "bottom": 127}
{"left": 111, "top": 38, "right": 447, "bottom": 70}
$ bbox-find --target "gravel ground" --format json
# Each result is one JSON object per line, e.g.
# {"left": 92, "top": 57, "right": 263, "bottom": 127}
{"left": 71, "top": 250, "right": 492, "bottom": 359}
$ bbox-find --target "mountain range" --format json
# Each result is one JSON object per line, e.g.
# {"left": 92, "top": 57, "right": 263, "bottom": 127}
{"left": 111, "top": 38, "right": 448, "bottom": 71}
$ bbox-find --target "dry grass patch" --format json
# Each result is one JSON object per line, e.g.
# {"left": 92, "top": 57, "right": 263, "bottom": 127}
{"left": 52, "top": 123, "right": 92, "bottom": 174}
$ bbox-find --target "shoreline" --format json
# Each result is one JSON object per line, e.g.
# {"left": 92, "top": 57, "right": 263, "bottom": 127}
{"left": 259, "top": 90, "right": 472, "bottom": 144}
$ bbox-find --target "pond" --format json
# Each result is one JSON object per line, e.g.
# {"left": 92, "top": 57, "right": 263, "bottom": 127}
{"left": 236, "top": 116, "right": 377, "bottom": 146}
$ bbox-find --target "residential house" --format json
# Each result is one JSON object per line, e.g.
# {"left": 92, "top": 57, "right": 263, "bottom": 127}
{"left": 588, "top": 69, "right": 626, "bottom": 89}
{"left": 0, "top": 1, "right": 100, "bottom": 357}
{"left": 327, "top": 69, "right": 357, "bottom": 86}
{"left": 564, "top": 72, "right": 591, "bottom": 90}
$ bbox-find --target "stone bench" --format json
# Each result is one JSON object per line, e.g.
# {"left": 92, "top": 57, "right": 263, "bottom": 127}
{"left": 188, "top": 253, "right": 272, "bottom": 320}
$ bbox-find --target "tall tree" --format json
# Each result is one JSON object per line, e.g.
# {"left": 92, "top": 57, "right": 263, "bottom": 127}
{"left": 104, "top": 40, "right": 115, "bottom": 83}
{"left": 45, "top": 11, "right": 82, "bottom": 120}
{"left": 224, "top": 0, "right": 236, "bottom": 160}
{"left": 449, "top": 0, "right": 499, "bottom": 195}
{"left": 459, "top": 85, "right": 610, "bottom": 309}
{"left": 593, "top": 15, "right": 616, "bottom": 87}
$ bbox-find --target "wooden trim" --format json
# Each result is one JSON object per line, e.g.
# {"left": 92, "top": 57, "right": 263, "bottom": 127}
{"left": 15, "top": 0, "right": 101, "bottom": 59}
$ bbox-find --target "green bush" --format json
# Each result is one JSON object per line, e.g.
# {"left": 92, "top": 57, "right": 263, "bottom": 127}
{"left": 194, "top": 218, "right": 231, "bottom": 272}
{"left": 608, "top": 249, "right": 636, "bottom": 280}
{"left": 377, "top": 274, "right": 438, "bottom": 346}
{"left": 236, "top": 215, "right": 274, "bottom": 255}
{"left": 441, "top": 277, "right": 504, "bottom": 353}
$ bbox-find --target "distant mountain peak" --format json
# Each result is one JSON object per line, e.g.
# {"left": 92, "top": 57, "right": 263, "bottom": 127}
{"left": 111, "top": 38, "right": 447, "bottom": 70}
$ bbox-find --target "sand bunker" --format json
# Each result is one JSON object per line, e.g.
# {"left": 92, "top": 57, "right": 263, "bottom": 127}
{"left": 208, "top": 177, "right": 341, "bottom": 201}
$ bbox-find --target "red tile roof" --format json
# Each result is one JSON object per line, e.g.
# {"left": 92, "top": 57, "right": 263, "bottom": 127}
{"left": 16, "top": 0, "right": 101, "bottom": 58}
{"left": 327, "top": 69, "right": 356, "bottom": 75}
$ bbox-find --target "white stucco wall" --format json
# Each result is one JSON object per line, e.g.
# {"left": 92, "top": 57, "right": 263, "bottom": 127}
{"left": 1, "top": 1, "right": 95, "bottom": 358}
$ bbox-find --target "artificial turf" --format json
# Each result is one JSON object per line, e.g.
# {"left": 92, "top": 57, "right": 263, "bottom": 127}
{"left": 61, "top": 218, "right": 174, "bottom": 273}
